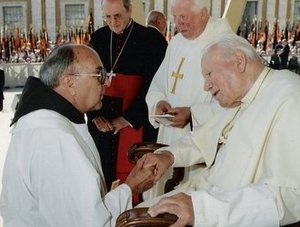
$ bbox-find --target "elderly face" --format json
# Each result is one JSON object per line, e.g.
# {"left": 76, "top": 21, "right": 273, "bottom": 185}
{"left": 171, "top": 0, "right": 207, "bottom": 39}
{"left": 201, "top": 46, "right": 247, "bottom": 108}
{"left": 72, "top": 47, "right": 107, "bottom": 113}
{"left": 102, "top": 0, "right": 132, "bottom": 34}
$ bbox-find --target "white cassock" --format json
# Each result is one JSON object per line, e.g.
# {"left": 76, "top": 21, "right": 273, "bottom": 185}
{"left": 145, "top": 17, "right": 233, "bottom": 199}
{"left": 0, "top": 110, "right": 132, "bottom": 227}
{"left": 142, "top": 68, "right": 300, "bottom": 226}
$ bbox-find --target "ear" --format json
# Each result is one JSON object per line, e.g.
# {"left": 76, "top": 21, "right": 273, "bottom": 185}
{"left": 128, "top": 5, "right": 132, "bottom": 14}
{"left": 156, "top": 18, "right": 161, "bottom": 26}
{"left": 233, "top": 51, "right": 247, "bottom": 73}
{"left": 61, "top": 74, "right": 77, "bottom": 95}
{"left": 200, "top": 8, "right": 209, "bottom": 21}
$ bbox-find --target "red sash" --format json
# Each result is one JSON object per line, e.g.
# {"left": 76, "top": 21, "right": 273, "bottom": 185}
{"left": 105, "top": 74, "right": 143, "bottom": 183}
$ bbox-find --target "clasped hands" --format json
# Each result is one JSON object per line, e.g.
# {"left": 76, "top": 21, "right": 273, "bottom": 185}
{"left": 126, "top": 151, "right": 194, "bottom": 227}
{"left": 125, "top": 150, "right": 174, "bottom": 195}
{"left": 156, "top": 101, "right": 191, "bottom": 128}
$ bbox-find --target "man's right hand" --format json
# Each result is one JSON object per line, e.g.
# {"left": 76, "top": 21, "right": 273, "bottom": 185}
{"left": 92, "top": 116, "right": 114, "bottom": 132}
{"left": 142, "top": 151, "right": 174, "bottom": 183}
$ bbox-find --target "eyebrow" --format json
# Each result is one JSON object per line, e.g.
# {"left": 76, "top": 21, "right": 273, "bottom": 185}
{"left": 204, "top": 72, "right": 211, "bottom": 77}
{"left": 105, "top": 13, "right": 122, "bottom": 17}
{"left": 94, "top": 66, "right": 104, "bottom": 73}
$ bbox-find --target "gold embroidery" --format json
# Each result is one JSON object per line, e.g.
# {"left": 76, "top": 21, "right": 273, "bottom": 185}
{"left": 171, "top": 57, "right": 185, "bottom": 94}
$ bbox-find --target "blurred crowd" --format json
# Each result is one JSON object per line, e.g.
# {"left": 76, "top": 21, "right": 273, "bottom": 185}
{"left": 0, "top": 26, "right": 93, "bottom": 64}
{"left": 238, "top": 18, "right": 300, "bottom": 73}
{"left": 2, "top": 16, "right": 300, "bottom": 74}
{"left": 0, "top": 11, "right": 95, "bottom": 64}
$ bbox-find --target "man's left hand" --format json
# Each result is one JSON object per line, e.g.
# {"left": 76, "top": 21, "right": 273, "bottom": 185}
{"left": 111, "top": 116, "right": 130, "bottom": 134}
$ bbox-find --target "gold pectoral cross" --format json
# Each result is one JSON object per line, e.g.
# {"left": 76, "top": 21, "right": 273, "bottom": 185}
{"left": 171, "top": 57, "right": 185, "bottom": 94}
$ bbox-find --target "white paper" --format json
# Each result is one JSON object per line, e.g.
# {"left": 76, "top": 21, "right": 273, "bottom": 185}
{"left": 150, "top": 114, "right": 174, "bottom": 126}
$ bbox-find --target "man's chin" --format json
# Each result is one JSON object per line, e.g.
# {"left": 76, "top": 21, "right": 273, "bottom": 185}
{"left": 110, "top": 27, "right": 122, "bottom": 35}
{"left": 91, "top": 102, "right": 102, "bottom": 111}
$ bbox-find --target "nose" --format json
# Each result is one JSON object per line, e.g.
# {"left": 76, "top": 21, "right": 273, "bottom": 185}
{"left": 204, "top": 79, "right": 212, "bottom": 92}
{"left": 175, "top": 17, "right": 185, "bottom": 27}
{"left": 110, "top": 17, "right": 119, "bottom": 26}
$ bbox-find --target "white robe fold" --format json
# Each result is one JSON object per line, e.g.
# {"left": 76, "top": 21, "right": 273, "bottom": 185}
{"left": 0, "top": 110, "right": 132, "bottom": 227}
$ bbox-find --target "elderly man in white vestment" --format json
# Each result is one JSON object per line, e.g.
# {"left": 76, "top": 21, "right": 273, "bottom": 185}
{"left": 144, "top": 0, "right": 233, "bottom": 199}
{"left": 0, "top": 44, "right": 156, "bottom": 227}
{"left": 142, "top": 34, "right": 300, "bottom": 226}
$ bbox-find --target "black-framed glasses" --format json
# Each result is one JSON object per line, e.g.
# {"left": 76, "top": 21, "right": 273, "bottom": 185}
{"left": 73, "top": 68, "right": 107, "bottom": 85}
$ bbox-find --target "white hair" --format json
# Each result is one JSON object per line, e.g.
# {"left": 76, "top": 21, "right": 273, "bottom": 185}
{"left": 202, "top": 33, "right": 259, "bottom": 61}
{"left": 171, "top": 0, "right": 211, "bottom": 12}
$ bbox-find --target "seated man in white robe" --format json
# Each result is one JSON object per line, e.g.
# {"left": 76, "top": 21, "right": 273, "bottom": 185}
{"left": 141, "top": 34, "right": 300, "bottom": 226}
{"left": 0, "top": 44, "right": 155, "bottom": 227}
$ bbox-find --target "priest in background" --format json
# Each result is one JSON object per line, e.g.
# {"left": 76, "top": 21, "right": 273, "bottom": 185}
{"left": 144, "top": 0, "right": 233, "bottom": 200}
{"left": 146, "top": 10, "right": 168, "bottom": 81}
{"left": 146, "top": 10, "right": 168, "bottom": 38}
{"left": 87, "top": 0, "right": 167, "bottom": 191}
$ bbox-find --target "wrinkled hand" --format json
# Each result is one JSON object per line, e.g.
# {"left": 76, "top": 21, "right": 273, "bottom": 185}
{"left": 92, "top": 116, "right": 114, "bottom": 132}
{"left": 148, "top": 193, "right": 194, "bottom": 227}
{"left": 111, "top": 116, "right": 130, "bottom": 134}
{"left": 93, "top": 116, "right": 129, "bottom": 134}
{"left": 167, "top": 107, "right": 191, "bottom": 128}
{"left": 125, "top": 155, "right": 156, "bottom": 195}
{"left": 142, "top": 151, "right": 174, "bottom": 183}
{"left": 156, "top": 101, "right": 172, "bottom": 115}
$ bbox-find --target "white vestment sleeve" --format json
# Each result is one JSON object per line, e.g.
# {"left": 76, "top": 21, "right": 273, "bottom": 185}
{"left": 156, "top": 133, "right": 207, "bottom": 167}
{"left": 156, "top": 109, "right": 225, "bottom": 167}
{"left": 103, "top": 184, "right": 132, "bottom": 226}
{"left": 191, "top": 184, "right": 279, "bottom": 227}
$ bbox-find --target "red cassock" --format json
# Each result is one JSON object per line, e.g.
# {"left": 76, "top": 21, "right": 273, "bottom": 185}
{"left": 104, "top": 74, "right": 143, "bottom": 182}
{"left": 87, "top": 21, "right": 167, "bottom": 193}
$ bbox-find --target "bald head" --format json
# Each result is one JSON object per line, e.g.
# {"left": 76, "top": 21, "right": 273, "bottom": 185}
{"left": 146, "top": 10, "right": 167, "bottom": 36}
{"left": 40, "top": 44, "right": 99, "bottom": 88}
{"left": 40, "top": 44, "right": 105, "bottom": 113}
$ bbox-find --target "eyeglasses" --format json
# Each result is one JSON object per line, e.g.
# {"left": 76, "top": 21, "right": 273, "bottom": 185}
{"left": 73, "top": 68, "right": 107, "bottom": 85}
{"left": 103, "top": 13, "right": 123, "bottom": 24}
